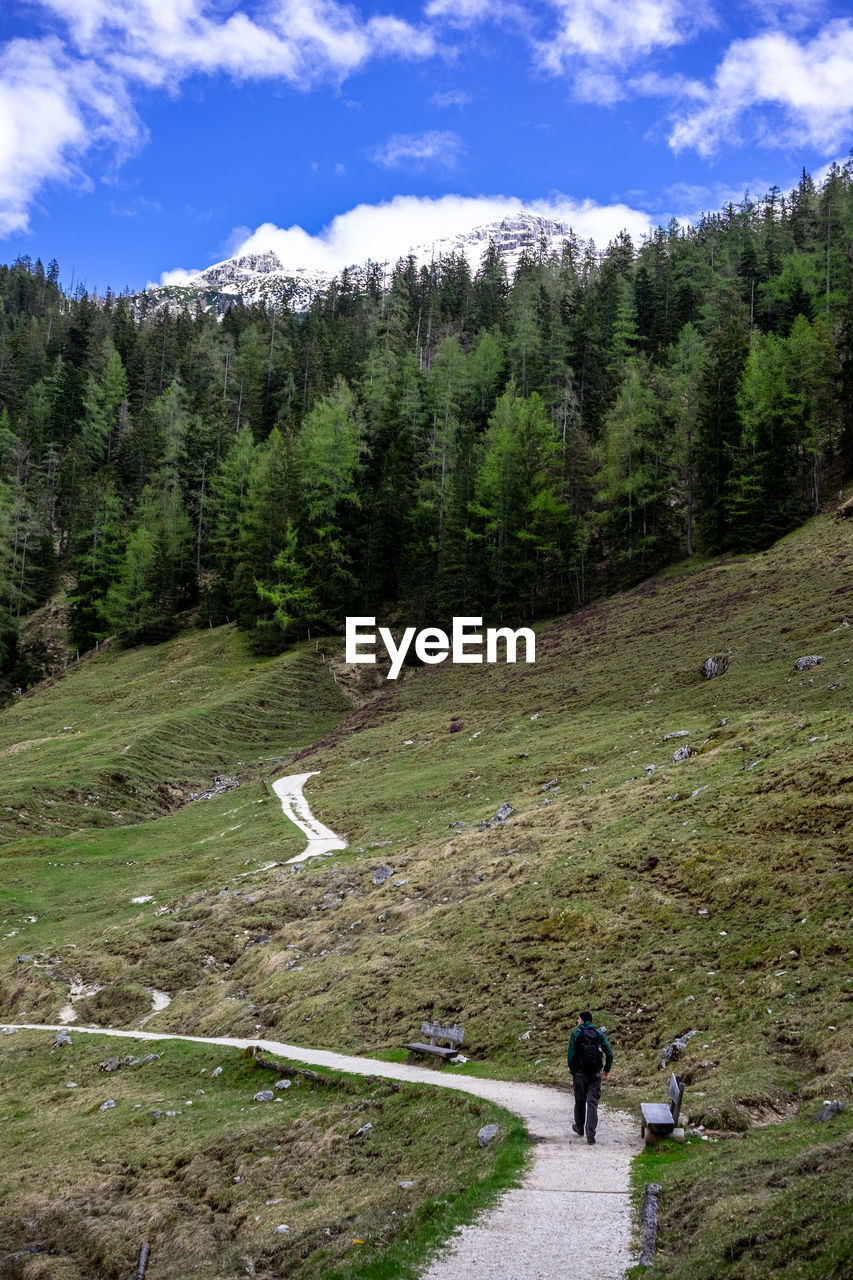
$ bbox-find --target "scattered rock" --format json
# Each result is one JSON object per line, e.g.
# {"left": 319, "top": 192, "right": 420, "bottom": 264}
{"left": 274, "top": 1079, "right": 292, "bottom": 1090}
{"left": 663, "top": 730, "right": 690, "bottom": 741}
{"left": 129, "top": 1054, "right": 160, "bottom": 1068}
{"left": 518, "top": 1030, "right": 530, "bottom": 1041}
{"left": 253, "top": 1090, "right": 275, "bottom": 1103}
{"left": 15, "top": 955, "right": 31, "bottom": 963}
{"left": 370, "top": 840, "right": 391, "bottom": 848}
{"left": 188, "top": 775, "right": 241, "bottom": 802}
{"left": 661, "top": 1029, "right": 698, "bottom": 1069}
{"left": 479, "top": 802, "right": 514, "bottom": 830}
{"left": 540, "top": 777, "right": 559, "bottom": 792}
{"left": 354, "top": 1122, "right": 373, "bottom": 1136}
{"left": 399, "top": 1181, "right": 414, "bottom": 1189}
{"left": 645, "top": 764, "right": 656, "bottom": 776}
{"left": 702, "top": 655, "right": 729, "bottom": 679}
{"left": 796, "top": 655, "right": 824, "bottom": 671}
{"left": 372, "top": 864, "right": 394, "bottom": 886}
{"left": 274, "top": 1224, "right": 291, "bottom": 1234}
{"left": 2, "top": 1027, "right": 20, "bottom": 1036}
{"left": 99, "top": 1099, "right": 117, "bottom": 1111}
{"left": 477, "top": 1124, "right": 500, "bottom": 1147}
{"left": 100, "top": 1057, "right": 121, "bottom": 1072}
{"left": 211, "top": 1066, "right": 223, "bottom": 1078}
{"left": 450, "top": 1054, "right": 468, "bottom": 1064}
{"left": 813, "top": 1101, "right": 843, "bottom": 1123}
{"left": 53, "top": 1030, "right": 72, "bottom": 1049}
{"left": 672, "top": 745, "right": 695, "bottom": 764}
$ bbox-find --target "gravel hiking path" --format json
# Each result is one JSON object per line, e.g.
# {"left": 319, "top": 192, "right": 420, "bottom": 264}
{"left": 271, "top": 771, "right": 348, "bottom": 862}
{"left": 3, "top": 1024, "right": 639, "bottom": 1278}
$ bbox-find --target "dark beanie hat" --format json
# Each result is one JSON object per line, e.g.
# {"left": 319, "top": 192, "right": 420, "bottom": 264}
{"left": 579, "top": 1010, "right": 593, "bottom": 1022}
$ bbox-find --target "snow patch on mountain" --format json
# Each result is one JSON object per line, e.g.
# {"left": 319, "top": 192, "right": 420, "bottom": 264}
{"left": 142, "top": 211, "right": 588, "bottom": 315}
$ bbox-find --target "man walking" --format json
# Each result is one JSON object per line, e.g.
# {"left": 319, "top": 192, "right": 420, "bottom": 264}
{"left": 567, "top": 1010, "right": 613, "bottom": 1144}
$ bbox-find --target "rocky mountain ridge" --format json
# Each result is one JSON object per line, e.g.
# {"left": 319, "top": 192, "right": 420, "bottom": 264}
{"left": 141, "top": 211, "right": 581, "bottom": 315}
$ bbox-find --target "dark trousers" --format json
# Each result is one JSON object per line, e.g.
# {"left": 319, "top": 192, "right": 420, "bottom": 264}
{"left": 573, "top": 1071, "right": 602, "bottom": 1138}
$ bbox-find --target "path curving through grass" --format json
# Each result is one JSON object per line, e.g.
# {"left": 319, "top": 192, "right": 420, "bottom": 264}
{"left": 2, "top": 1023, "right": 638, "bottom": 1279}
{"left": 272, "top": 771, "right": 348, "bottom": 861}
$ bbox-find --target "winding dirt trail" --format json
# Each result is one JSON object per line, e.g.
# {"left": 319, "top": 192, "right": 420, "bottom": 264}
{"left": 271, "top": 772, "right": 348, "bottom": 861}
{"left": 3, "top": 774, "right": 640, "bottom": 1274}
{"left": 2, "top": 1023, "right": 639, "bottom": 1278}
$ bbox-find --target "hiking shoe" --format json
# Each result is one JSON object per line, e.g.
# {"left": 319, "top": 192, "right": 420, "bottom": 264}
{"left": 586, "top": 1135, "right": 596, "bottom": 1144}
{"left": 571, "top": 1123, "right": 583, "bottom": 1136}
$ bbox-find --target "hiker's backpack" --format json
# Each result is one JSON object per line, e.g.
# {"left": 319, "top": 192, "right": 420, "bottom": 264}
{"left": 575, "top": 1024, "right": 602, "bottom": 1071}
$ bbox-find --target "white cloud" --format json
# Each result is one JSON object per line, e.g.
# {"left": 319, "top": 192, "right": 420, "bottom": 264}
{"left": 368, "top": 131, "right": 465, "bottom": 169}
{"left": 0, "top": 36, "right": 142, "bottom": 236}
{"left": 535, "top": 0, "right": 713, "bottom": 100}
{"left": 431, "top": 88, "right": 472, "bottom": 108}
{"left": 424, "top": 0, "right": 505, "bottom": 26}
{"left": 154, "top": 265, "right": 201, "bottom": 287}
{"left": 1, "top": 0, "right": 443, "bottom": 238}
{"left": 33, "top": 0, "right": 437, "bottom": 88}
{"left": 182, "top": 192, "right": 656, "bottom": 278}
{"left": 668, "top": 19, "right": 853, "bottom": 155}
{"left": 746, "top": 0, "right": 826, "bottom": 33}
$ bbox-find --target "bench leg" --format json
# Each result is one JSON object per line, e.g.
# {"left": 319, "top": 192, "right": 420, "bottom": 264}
{"left": 641, "top": 1121, "right": 658, "bottom": 1146}
{"left": 406, "top": 1051, "right": 418, "bottom": 1065}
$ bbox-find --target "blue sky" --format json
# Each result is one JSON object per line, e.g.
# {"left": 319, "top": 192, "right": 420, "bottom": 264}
{"left": 1, "top": 1, "right": 851, "bottom": 292}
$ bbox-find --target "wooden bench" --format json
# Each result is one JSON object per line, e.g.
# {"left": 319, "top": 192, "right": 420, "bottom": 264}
{"left": 641, "top": 1073, "right": 686, "bottom": 1144}
{"left": 404, "top": 1020, "right": 464, "bottom": 1069}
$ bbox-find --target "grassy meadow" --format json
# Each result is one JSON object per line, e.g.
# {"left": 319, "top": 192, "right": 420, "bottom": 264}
{"left": 0, "top": 500, "right": 851, "bottom": 1276}
{"left": 0, "top": 1030, "right": 524, "bottom": 1280}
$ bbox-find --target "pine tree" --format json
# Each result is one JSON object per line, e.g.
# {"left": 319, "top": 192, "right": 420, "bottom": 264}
{"left": 255, "top": 520, "right": 321, "bottom": 640}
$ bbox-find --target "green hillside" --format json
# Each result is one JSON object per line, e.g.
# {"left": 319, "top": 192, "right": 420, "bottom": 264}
{"left": 1, "top": 500, "right": 851, "bottom": 1276}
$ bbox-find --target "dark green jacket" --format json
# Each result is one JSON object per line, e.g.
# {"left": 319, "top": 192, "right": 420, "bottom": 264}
{"left": 567, "top": 1021, "right": 613, "bottom": 1074}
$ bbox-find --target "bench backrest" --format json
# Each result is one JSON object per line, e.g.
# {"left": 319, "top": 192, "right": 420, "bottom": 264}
{"left": 668, "top": 1073, "right": 685, "bottom": 1126}
{"left": 422, "top": 1020, "right": 464, "bottom": 1048}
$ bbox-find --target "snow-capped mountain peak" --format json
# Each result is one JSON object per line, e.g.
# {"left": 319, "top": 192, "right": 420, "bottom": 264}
{"left": 144, "top": 211, "right": 585, "bottom": 314}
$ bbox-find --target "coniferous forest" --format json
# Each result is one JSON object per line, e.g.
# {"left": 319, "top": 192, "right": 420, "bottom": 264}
{"left": 1, "top": 166, "right": 852, "bottom": 693}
